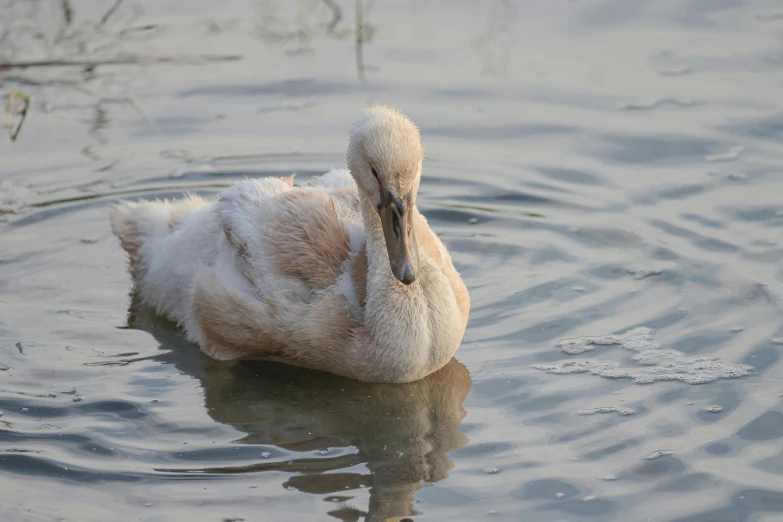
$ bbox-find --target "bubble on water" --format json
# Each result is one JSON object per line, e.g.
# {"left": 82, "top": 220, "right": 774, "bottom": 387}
{"left": 537, "top": 327, "right": 752, "bottom": 385}
{"left": 706, "top": 405, "right": 723, "bottom": 413}
{"left": 641, "top": 450, "right": 673, "bottom": 460}
{"left": 468, "top": 217, "right": 478, "bottom": 224}
{"left": 572, "top": 286, "right": 587, "bottom": 292}
{"left": 626, "top": 265, "right": 663, "bottom": 280}
{"left": 578, "top": 407, "right": 636, "bottom": 416}
{"left": 601, "top": 474, "right": 617, "bottom": 481}
{"left": 484, "top": 467, "right": 499, "bottom": 474}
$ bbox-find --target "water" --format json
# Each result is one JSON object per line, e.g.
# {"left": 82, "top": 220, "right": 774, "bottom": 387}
{"left": 2, "top": 0, "right": 783, "bottom": 520}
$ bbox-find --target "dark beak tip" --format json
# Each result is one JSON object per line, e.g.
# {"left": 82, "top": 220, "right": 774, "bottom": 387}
{"left": 400, "top": 267, "right": 416, "bottom": 285}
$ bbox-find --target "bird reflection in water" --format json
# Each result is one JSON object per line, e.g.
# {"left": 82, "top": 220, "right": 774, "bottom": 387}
{"left": 127, "top": 291, "right": 472, "bottom": 522}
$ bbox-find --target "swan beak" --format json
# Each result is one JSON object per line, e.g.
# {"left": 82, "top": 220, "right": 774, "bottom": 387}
{"left": 379, "top": 200, "right": 417, "bottom": 285}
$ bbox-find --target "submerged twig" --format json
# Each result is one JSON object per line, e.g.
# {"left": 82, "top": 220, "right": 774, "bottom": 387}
{"left": 61, "top": 0, "right": 74, "bottom": 26}
{"left": 100, "top": 0, "right": 124, "bottom": 26}
{"left": 125, "top": 95, "right": 163, "bottom": 136}
{"left": 7, "top": 91, "right": 31, "bottom": 142}
{"left": 0, "top": 54, "right": 241, "bottom": 70}
{"left": 355, "top": 0, "right": 365, "bottom": 83}
{"left": 322, "top": 0, "right": 343, "bottom": 33}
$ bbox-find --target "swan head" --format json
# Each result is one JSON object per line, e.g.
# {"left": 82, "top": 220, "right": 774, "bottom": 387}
{"left": 347, "top": 105, "right": 424, "bottom": 285}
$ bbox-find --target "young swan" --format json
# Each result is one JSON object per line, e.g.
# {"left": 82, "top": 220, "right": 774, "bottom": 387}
{"left": 111, "top": 105, "right": 470, "bottom": 383}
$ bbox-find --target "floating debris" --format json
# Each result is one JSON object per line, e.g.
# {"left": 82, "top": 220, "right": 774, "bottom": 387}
{"left": 771, "top": 338, "right": 783, "bottom": 345}
{"left": 601, "top": 474, "right": 617, "bottom": 481}
{"left": 537, "top": 328, "right": 752, "bottom": 385}
{"left": 578, "top": 407, "right": 635, "bottom": 416}
{"left": 572, "top": 286, "right": 586, "bottom": 292}
{"left": 641, "top": 450, "right": 673, "bottom": 460}
{"left": 6, "top": 91, "right": 31, "bottom": 142}
{"left": 555, "top": 492, "right": 565, "bottom": 498}
{"left": 484, "top": 467, "right": 500, "bottom": 474}
{"left": 706, "top": 405, "right": 723, "bottom": 413}
{"left": 261, "top": 451, "right": 271, "bottom": 458}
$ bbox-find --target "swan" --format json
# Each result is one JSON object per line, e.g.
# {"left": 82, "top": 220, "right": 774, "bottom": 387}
{"left": 111, "top": 105, "right": 469, "bottom": 383}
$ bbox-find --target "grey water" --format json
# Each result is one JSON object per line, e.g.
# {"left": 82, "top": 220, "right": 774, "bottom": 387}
{"left": 2, "top": 0, "right": 783, "bottom": 520}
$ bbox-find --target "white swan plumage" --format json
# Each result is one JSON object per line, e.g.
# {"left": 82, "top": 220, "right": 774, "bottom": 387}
{"left": 111, "top": 105, "right": 469, "bottom": 383}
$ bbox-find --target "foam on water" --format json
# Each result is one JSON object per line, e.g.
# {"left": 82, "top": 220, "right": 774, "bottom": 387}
{"left": 555, "top": 327, "right": 661, "bottom": 355}
{"left": 537, "top": 327, "right": 752, "bottom": 384}
{"left": 578, "top": 407, "right": 636, "bottom": 416}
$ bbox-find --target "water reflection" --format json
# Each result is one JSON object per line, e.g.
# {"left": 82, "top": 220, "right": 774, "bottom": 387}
{"left": 127, "top": 292, "right": 472, "bottom": 522}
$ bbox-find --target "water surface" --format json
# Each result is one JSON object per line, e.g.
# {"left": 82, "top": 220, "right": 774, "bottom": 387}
{"left": 2, "top": 1, "right": 783, "bottom": 520}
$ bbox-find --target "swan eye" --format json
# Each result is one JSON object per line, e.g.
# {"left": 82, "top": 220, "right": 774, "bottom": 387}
{"left": 371, "top": 168, "right": 378, "bottom": 179}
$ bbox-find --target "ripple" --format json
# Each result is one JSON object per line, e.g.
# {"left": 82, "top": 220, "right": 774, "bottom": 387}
{"left": 622, "top": 98, "right": 702, "bottom": 111}
{"left": 705, "top": 145, "right": 744, "bottom": 163}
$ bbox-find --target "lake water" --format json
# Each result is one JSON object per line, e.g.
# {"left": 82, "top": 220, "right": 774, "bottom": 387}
{"left": 2, "top": 1, "right": 783, "bottom": 520}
